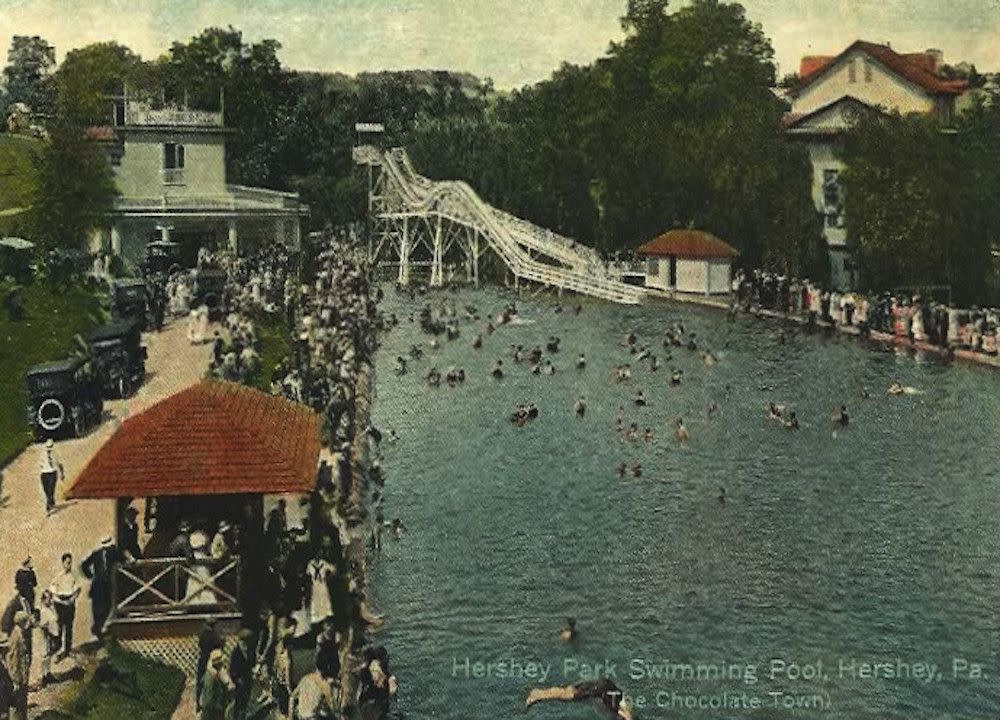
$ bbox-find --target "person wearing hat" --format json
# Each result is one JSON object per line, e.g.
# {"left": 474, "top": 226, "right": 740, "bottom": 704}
{"left": 228, "top": 628, "right": 255, "bottom": 720}
{"left": 199, "top": 648, "right": 233, "bottom": 720}
{"left": 48, "top": 552, "right": 81, "bottom": 660}
{"left": 39, "top": 438, "right": 63, "bottom": 515}
{"left": 196, "top": 618, "right": 223, "bottom": 712}
{"left": 210, "top": 521, "right": 233, "bottom": 561}
{"left": 80, "top": 537, "right": 123, "bottom": 641}
{"left": 6, "top": 611, "right": 32, "bottom": 720}
{"left": 14, "top": 556, "right": 37, "bottom": 609}
{"left": 120, "top": 505, "right": 143, "bottom": 562}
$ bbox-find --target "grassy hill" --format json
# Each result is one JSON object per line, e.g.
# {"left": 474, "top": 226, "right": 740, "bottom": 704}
{"left": 0, "top": 132, "right": 41, "bottom": 235}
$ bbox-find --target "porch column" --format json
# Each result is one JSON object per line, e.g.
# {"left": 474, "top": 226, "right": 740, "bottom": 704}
{"left": 159, "top": 224, "right": 171, "bottom": 243}
{"left": 110, "top": 223, "right": 122, "bottom": 255}
{"left": 228, "top": 219, "right": 239, "bottom": 253}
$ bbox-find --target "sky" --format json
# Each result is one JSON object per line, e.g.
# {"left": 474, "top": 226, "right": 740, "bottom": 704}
{"left": 1, "top": 0, "right": 998, "bottom": 88}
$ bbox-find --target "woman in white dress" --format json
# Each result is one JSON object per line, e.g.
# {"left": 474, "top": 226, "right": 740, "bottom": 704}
{"left": 306, "top": 556, "right": 335, "bottom": 628}
{"left": 185, "top": 530, "right": 218, "bottom": 606}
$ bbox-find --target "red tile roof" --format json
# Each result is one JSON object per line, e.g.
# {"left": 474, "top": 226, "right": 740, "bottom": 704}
{"left": 636, "top": 230, "right": 737, "bottom": 259}
{"left": 85, "top": 125, "right": 117, "bottom": 142}
{"left": 68, "top": 381, "right": 322, "bottom": 499}
{"left": 799, "top": 55, "right": 834, "bottom": 80}
{"left": 792, "top": 41, "right": 967, "bottom": 96}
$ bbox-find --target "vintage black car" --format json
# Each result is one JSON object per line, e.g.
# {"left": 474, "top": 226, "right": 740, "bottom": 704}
{"left": 112, "top": 278, "right": 149, "bottom": 329}
{"left": 141, "top": 240, "right": 183, "bottom": 277}
{"left": 26, "top": 356, "right": 104, "bottom": 440}
{"left": 88, "top": 318, "right": 147, "bottom": 398}
{"left": 192, "top": 268, "right": 227, "bottom": 318}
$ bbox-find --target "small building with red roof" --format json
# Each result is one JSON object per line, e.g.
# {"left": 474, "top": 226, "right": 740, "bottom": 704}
{"left": 783, "top": 40, "right": 969, "bottom": 291}
{"left": 634, "top": 229, "right": 737, "bottom": 295}
{"left": 66, "top": 380, "right": 322, "bottom": 648}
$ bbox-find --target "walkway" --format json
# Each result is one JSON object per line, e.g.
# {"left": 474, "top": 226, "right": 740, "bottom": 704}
{"left": 0, "top": 318, "right": 213, "bottom": 710}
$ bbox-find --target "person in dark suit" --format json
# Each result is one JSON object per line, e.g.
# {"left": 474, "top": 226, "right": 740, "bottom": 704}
{"left": 119, "top": 506, "right": 143, "bottom": 562}
{"left": 195, "top": 618, "right": 223, "bottom": 712}
{"left": 228, "top": 628, "right": 254, "bottom": 720}
{"left": 80, "top": 537, "right": 123, "bottom": 641}
{"left": 13, "top": 557, "right": 37, "bottom": 609}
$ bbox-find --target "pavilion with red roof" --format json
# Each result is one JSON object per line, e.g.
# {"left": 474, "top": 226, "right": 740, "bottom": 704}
{"left": 67, "top": 380, "right": 322, "bottom": 643}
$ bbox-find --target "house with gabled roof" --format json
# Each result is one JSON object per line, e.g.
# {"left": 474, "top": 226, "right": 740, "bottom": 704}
{"left": 783, "top": 40, "right": 968, "bottom": 290}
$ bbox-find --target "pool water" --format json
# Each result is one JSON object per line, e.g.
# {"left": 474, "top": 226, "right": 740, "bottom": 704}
{"left": 369, "top": 287, "right": 1000, "bottom": 719}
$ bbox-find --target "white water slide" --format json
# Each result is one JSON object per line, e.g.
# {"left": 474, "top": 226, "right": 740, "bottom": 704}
{"left": 355, "top": 145, "right": 645, "bottom": 305}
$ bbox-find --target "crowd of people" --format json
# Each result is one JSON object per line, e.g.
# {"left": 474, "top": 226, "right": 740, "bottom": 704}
{"left": 193, "top": 227, "right": 397, "bottom": 720}
{"left": 734, "top": 269, "right": 1000, "bottom": 355}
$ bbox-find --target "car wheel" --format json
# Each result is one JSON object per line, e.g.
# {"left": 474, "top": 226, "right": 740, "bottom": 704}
{"left": 37, "top": 398, "right": 66, "bottom": 432}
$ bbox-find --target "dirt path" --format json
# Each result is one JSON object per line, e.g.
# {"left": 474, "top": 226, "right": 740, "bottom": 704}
{"left": 0, "top": 318, "right": 213, "bottom": 714}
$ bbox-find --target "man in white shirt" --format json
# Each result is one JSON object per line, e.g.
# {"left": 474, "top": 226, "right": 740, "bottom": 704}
{"left": 49, "top": 552, "right": 80, "bottom": 660}
{"left": 39, "top": 439, "right": 62, "bottom": 515}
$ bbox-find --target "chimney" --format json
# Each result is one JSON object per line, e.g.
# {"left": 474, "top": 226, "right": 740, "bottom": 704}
{"left": 925, "top": 48, "right": 944, "bottom": 73}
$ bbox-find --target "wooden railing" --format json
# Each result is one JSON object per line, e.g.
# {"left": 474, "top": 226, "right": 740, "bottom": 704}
{"left": 112, "top": 557, "right": 241, "bottom": 618}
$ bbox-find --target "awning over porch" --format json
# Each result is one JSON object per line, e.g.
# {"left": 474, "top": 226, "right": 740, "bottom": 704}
{"left": 68, "top": 380, "right": 322, "bottom": 499}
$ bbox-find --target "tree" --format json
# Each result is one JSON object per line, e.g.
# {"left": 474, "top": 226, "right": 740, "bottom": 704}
{"left": 840, "top": 110, "right": 991, "bottom": 303}
{"left": 30, "top": 120, "right": 117, "bottom": 251}
{"left": 162, "top": 27, "right": 294, "bottom": 187}
{"left": 53, "top": 42, "right": 142, "bottom": 126}
{"left": 2, "top": 35, "right": 56, "bottom": 118}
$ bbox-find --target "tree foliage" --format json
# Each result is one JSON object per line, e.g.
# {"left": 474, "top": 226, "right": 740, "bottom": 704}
{"left": 407, "top": 0, "right": 823, "bottom": 276}
{"left": 29, "top": 119, "right": 117, "bottom": 251}
{"left": 1, "top": 35, "right": 56, "bottom": 118}
{"left": 840, "top": 96, "right": 1000, "bottom": 304}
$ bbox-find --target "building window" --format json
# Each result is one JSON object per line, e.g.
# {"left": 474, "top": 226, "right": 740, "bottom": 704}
{"left": 848, "top": 59, "right": 857, "bottom": 83}
{"left": 114, "top": 101, "right": 126, "bottom": 126}
{"left": 163, "top": 143, "right": 185, "bottom": 169}
{"left": 163, "top": 143, "right": 185, "bottom": 185}
{"left": 646, "top": 258, "right": 659, "bottom": 276}
{"left": 864, "top": 60, "right": 873, "bottom": 83}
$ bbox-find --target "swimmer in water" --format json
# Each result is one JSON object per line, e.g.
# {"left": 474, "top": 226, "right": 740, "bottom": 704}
{"left": 492, "top": 360, "right": 504, "bottom": 379}
{"left": 616, "top": 461, "right": 627, "bottom": 479}
{"left": 472, "top": 334, "right": 483, "bottom": 350}
{"left": 574, "top": 397, "right": 587, "bottom": 417}
{"left": 576, "top": 353, "right": 587, "bottom": 370}
{"left": 634, "top": 390, "right": 647, "bottom": 407}
{"left": 650, "top": 355, "right": 661, "bottom": 372}
{"left": 559, "top": 617, "right": 578, "bottom": 643}
{"left": 631, "top": 461, "right": 642, "bottom": 478}
{"left": 831, "top": 404, "right": 849, "bottom": 428}
{"left": 643, "top": 427, "right": 654, "bottom": 442}
{"left": 670, "top": 369, "right": 683, "bottom": 386}
{"left": 784, "top": 411, "right": 800, "bottom": 430}
{"left": 888, "top": 381, "right": 905, "bottom": 396}
{"left": 718, "top": 486, "right": 726, "bottom": 504}
{"left": 768, "top": 402, "right": 784, "bottom": 421}
{"left": 706, "top": 401, "right": 718, "bottom": 418}
{"left": 531, "top": 363, "right": 542, "bottom": 375}
{"left": 543, "top": 360, "right": 556, "bottom": 375}
{"left": 573, "top": 304, "right": 583, "bottom": 315}
{"left": 676, "top": 418, "right": 689, "bottom": 443}
{"left": 526, "top": 678, "right": 636, "bottom": 720}
{"left": 702, "top": 350, "right": 718, "bottom": 366}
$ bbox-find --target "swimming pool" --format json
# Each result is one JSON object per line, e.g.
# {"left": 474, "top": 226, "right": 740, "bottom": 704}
{"left": 370, "top": 286, "right": 1000, "bottom": 719}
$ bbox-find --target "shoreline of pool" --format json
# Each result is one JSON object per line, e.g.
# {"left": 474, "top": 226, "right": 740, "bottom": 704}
{"left": 646, "top": 288, "right": 1000, "bottom": 371}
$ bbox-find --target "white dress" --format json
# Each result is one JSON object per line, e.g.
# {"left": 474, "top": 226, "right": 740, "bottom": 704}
{"left": 185, "top": 545, "right": 218, "bottom": 606}
{"left": 307, "top": 559, "right": 335, "bottom": 625}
